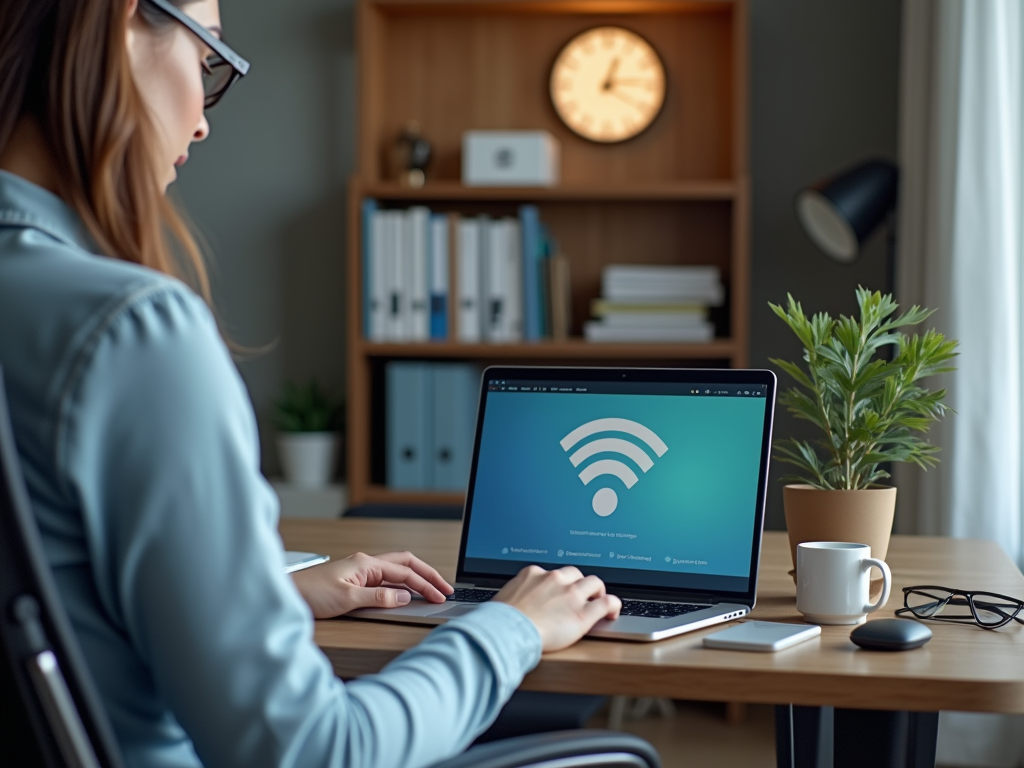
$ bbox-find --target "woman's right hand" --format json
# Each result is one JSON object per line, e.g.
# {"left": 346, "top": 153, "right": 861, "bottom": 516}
{"left": 493, "top": 565, "right": 621, "bottom": 652}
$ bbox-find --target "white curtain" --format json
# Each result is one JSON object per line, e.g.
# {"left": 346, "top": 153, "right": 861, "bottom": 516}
{"left": 896, "top": 1, "right": 1024, "bottom": 765}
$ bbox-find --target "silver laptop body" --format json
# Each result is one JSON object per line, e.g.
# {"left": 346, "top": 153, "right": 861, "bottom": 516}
{"left": 348, "top": 366, "right": 776, "bottom": 642}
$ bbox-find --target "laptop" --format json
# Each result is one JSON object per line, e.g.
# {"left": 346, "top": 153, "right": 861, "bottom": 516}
{"left": 348, "top": 366, "right": 776, "bottom": 641}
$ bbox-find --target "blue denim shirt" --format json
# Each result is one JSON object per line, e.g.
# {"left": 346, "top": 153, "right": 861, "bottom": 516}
{"left": 0, "top": 170, "right": 541, "bottom": 768}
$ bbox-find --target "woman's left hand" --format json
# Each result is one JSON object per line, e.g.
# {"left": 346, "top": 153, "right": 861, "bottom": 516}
{"left": 290, "top": 551, "right": 455, "bottom": 618}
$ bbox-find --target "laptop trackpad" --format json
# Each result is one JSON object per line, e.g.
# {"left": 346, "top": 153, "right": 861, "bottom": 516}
{"left": 435, "top": 604, "right": 481, "bottom": 618}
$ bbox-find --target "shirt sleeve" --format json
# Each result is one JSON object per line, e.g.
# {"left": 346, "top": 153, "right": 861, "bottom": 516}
{"left": 60, "top": 282, "right": 542, "bottom": 768}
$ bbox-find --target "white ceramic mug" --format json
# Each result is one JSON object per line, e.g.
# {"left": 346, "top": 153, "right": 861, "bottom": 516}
{"left": 796, "top": 542, "right": 892, "bottom": 625}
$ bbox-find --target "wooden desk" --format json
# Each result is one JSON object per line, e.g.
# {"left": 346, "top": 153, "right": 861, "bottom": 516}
{"left": 280, "top": 519, "right": 1024, "bottom": 715}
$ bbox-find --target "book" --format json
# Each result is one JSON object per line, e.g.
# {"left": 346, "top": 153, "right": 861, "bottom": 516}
{"left": 428, "top": 213, "right": 449, "bottom": 340}
{"left": 603, "top": 264, "right": 721, "bottom": 284}
{"left": 602, "top": 282, "right": 724, "bottom": 305}
{"left": 483, "top": 217, "right": 505, "bottom": 342}
{"left": 383, "top": 210, "right": 405, "bottom": 340}
{"left": 590, "top": 299, "right": 707, "bottom": 316}
{"left": 602, "top": 313, "right": 710, "bottom": 329}
{"left": 407, "top": 206, "right": 431, "bottom": 342}
{"left": 505, "top": 217, "right": 523, "bottom": 342}
{"left": 582, "top": 321, "right": 715, "bottom": 343}
{"left": 548, "top": 253, "right": 572, "bottom": 340}
{"left": 368, "top": 206, "right": 388, "bottom": 341}
{"left": 456, "top": 217, "right": 482, "bottom": 342}
{"left": 361, "top": 198, "right": 378, "bottom": 340}
{"left": 519, "top": 205, "right": 544, "bottom": 341}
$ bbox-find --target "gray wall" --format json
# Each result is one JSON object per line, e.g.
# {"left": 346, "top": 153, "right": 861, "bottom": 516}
{"left": 749, "top": 0, "right": 901, "bottom": 528}
{"left": 175, "top": 0, "right": 902, "bottom": 524}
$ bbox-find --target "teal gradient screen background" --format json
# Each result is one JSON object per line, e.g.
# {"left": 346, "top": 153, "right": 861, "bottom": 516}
{"left": 465, "top": 391, "right": 767, "bottom": 578}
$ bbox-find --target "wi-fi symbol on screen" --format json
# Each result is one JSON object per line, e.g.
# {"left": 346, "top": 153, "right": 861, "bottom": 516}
{"left": 560, "top": 418, "right": 668, "bottom": 517}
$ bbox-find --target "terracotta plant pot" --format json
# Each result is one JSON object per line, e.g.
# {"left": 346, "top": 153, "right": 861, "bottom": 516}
{"left": 783, "top": 484, "right": 897, "bottom": 574}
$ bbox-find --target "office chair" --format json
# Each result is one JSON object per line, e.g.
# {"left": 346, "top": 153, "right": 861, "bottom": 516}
{"left": 0, "top": 367, "right": 659, "bottom": 768}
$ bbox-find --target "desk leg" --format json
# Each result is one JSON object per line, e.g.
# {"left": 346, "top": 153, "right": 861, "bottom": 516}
{"left": 775, "top": 705, "right": 824, "bottom": 768}
{"left": 776, "top": 707, "right": 938, "bottom": 768}
{"left": 833, "top": 709, "right": 938, "bottom": 768}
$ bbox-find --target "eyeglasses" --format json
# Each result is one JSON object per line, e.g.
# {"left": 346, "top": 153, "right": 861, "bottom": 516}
{"left": 895, "top": 585, "right": 1024, "bottom": 630}
{"left": 142, "top": 0, "right": 250, "bottom": 108}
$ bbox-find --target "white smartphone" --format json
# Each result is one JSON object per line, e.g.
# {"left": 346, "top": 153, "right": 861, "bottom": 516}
{"left": 702, "top": 621, "right": 821, "bottom": 652}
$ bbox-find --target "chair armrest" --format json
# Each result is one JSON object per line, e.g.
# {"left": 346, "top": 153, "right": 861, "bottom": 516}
{"left": 428, "top": 729, "right": 661, "bottom": 768}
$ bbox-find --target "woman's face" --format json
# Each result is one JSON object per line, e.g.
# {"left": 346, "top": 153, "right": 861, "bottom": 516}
{"left": 125, "top": 0, "right": 222, "bottom": 191}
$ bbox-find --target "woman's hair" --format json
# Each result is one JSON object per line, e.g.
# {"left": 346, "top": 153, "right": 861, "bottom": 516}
{"left": 0, "top": 0, "right": 210, "bottom": 301}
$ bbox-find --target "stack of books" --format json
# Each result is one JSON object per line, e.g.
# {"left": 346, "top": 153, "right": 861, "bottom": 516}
{"left": 361, "top": 201, "right": 572, "bottom": 343}
{"left": 583, "top": 264, "right": 722, "bottom": 343}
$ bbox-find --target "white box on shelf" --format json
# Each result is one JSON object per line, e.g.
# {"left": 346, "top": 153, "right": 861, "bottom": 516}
{"left": 462, "top": 130, "right": 560, "bottom": 187}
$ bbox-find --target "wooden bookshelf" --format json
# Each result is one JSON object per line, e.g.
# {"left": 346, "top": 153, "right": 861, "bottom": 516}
{"left": 346, "top": 0, "right": 749, "bottom": 507}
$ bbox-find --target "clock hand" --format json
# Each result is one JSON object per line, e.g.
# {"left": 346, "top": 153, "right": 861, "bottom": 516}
{"left": 607, "top": 88, "right": 648, "bottom": 111}
{"left": 610, "top": 77, "right": 655, "bottom": 87}
{"left": 602, "top": 58, "right": 620, "bottom": 91}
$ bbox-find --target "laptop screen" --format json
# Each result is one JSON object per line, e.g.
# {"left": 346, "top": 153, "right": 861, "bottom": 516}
{"left": 458, "top": 367, "right": 775, "bottom": 600}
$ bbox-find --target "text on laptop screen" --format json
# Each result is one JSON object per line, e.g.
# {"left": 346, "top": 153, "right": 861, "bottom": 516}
{"left": 463, "top": 378, "right": 768, "bottom": 594}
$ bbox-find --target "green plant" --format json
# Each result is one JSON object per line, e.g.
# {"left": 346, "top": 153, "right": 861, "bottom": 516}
{"left": 273, "top": 380, "right": 344, "bottom": 433}
{"left": 769, "top": 288, "right": 958, "bottom": 491}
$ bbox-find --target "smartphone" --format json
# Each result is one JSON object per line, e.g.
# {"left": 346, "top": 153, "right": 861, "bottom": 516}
{"left": 702, "top": 621, "right": 821, "bottom": 652}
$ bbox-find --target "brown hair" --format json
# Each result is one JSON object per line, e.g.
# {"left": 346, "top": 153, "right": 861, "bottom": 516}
{"left": 0, "top": 0, "right": 210, "bottom": 301}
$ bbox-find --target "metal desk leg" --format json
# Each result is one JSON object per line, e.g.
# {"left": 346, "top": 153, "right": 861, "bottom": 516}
{"left": 776, "top": 705, "right": 825, "bottom": 768}
{"left": 833, "top": 709, "right": 938, "bottom": 768}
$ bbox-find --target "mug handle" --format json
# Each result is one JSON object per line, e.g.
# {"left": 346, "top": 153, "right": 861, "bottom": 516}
{"left": 862, "top": 557, "right": 892, "bottom": 614}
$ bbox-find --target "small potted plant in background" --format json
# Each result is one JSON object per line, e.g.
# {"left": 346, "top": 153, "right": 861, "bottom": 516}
{"left": 769, "top": 288, "right": 957, "bottom": 575}
{"left": 274, "top": 380, "right": 345, "bottom": 489}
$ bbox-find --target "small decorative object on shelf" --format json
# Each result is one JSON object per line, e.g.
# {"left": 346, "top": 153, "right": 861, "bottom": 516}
{"left": 770, "top": 288, "right": 958, "bottom": 576}
{"left": 274, "top": 380, "right": 345, "bottom": 489}
{"left": 390, "top": 120, "right": 432, "bottom": 188}
{"left": 462, "top": 130, "right": 561, "bottom": 187}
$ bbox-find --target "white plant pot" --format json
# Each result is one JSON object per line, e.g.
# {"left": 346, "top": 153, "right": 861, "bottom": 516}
{"left": 277, "top": 432, "right": 339, "bottom": 489}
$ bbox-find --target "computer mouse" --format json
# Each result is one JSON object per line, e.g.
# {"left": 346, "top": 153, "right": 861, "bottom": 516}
{"left": 850, "top": 618, "right": 932, "bottom": 651}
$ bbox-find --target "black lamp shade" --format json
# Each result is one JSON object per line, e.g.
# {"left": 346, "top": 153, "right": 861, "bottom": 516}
{"left": 796, "top": 159, "right": 898, "bottom": 263}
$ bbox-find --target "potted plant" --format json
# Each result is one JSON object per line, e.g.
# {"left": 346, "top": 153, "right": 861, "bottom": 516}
{"left": 769, "top": 288, "right": 957, "bottom": 575}
{"left": 274, "top": 380, "right": 345, "bottom": 489}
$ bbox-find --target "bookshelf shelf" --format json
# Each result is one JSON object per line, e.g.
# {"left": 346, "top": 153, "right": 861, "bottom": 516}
{"left": 346, "top": 0, "right": 749, "bottom": 507}
{"left": 362, "top": 181, "right": 738, "bottom": 202}
{"left": 362, "top": 486, "right": 465, "bottom": 506}
{"left": 359, "top": 339, "right": 737, "bottom": 360}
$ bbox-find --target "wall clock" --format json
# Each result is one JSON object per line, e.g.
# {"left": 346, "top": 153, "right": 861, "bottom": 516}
{"left": 550, "top": 26, "right": 666, "bottom": 143}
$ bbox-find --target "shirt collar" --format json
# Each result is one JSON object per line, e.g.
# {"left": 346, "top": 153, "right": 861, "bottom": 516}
{"left": 0, "top": 170, "right": 97, "bottom": 252}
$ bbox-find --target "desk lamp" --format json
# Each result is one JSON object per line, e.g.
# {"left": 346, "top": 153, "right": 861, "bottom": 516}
{"left": 795, "top": 159, "right": 898, "bottom": 264}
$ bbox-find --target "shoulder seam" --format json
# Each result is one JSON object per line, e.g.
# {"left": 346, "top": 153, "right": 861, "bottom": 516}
{"left": 51, "top": 281, "right": 198, "bottom": 498}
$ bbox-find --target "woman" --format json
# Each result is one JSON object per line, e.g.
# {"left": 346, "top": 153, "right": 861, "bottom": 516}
{"left": 0, "top": 1, "right": 622, "bottom": 766}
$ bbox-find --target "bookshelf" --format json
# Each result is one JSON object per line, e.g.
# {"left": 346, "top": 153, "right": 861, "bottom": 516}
{"left": 346, "top": 0, "right": 749, "bottom": 507}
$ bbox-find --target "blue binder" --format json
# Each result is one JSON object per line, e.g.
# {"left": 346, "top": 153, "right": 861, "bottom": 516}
{"left": 386, "top": 362, "right": 432, "bottom": 489}
{"left": 428, "top": 213, "right": 449, "bottom": 340}
{"left": 361, "top": 198, "right": 377, "bottom": 339}
{"left": 431, "top": 364, "right": 481, "bottom": 491}
{"left": 518, "top": 204, "right": 543, "bottom": 341}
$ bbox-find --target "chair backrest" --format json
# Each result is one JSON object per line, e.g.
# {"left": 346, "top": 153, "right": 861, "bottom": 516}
{"left": 0, "top": 367, "right": 123, "bottom": 768}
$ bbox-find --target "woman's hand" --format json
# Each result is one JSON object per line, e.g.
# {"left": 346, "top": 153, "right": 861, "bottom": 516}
{"left": 290, "top": 551, "right": 454, "bottom": 619}
{"left": 494, "top": 565, "right": 621, "bottom": 652}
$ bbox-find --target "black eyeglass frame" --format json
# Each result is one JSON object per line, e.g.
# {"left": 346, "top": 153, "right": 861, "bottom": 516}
{"left": 895, "top": 585, "right": 1024, "bottom": 630}
{"left": 142, "top": 0, "right": 250, "bottom": 107}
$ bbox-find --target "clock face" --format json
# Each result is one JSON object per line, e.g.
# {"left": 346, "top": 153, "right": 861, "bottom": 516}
{"left": 550, "top": 26, "right": 666, "bottom": 143}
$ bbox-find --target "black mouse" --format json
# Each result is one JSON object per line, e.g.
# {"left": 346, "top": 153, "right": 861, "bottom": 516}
{"left": 850, "top": 618, "right": 933, "bottom": 651}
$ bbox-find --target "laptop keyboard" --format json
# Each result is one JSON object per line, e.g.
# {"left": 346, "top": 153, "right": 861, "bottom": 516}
{"left": 618, "top": 600, "right": 704, "bottom": 619}
{"left": 449, "top": 588, "right": 499, "bottom": 603}
{"left": 449, "top": 589, "right": 705, "bottom": 619}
